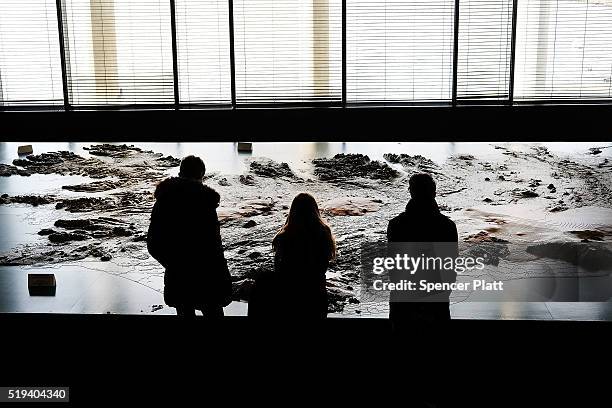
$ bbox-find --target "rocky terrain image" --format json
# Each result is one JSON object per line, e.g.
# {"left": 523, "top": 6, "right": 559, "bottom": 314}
{"left": 0, "top": 143, "right": 611, "bottom": 315}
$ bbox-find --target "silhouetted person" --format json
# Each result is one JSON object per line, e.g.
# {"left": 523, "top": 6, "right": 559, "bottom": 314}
{"left": 387, "top": 173, "right": 458, "bottom": 332}
{"left": 147, "top": 155, "right": 232, "bottom": 318}
{"left": 248, "top": 193, "right": 336, "bottom": 320}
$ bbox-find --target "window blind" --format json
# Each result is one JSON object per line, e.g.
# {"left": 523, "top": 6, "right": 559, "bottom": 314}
{"left": 346, "top": 0, "right": 455, "bottom": 104}
{"left": 61, "top": 0, "right": 174, "bottom": 106}
{"left": 174, "top": 0, "right": 231, "bottom": 105}
{"left": 233, "top": 0, "right": 342, "bottom": 104}
{"left": 3, "top": 0, "right": 612, "bottom": 109}
{"left": 0, "top": 0, "right": 64, "bottom": 107}
{"left": 515, "top": 0, "right": 612, "bottom": 100}
{"left": 457, "top": 0, "right": 513, "bottom": 101}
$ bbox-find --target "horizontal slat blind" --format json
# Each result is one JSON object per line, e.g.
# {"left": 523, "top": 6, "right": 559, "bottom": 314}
{"left": 515, "top": 0, "right": 612, "bottom": 100}
{"left": 346, "top": 0, "right": 455, "bottom": 103}
{"left": 0, "top": 0, "right": 64, "bottom": 106}
{"left": 3, "top": 0, "right": 612, "bottom": 109}
{"left": 233, "top": 0, "right": 342, "bottom": 104}
{"left": 175, "top": 0, "right": 231, "bottom": 105}
{"left": 457, "top": 0, "right": 513, "bottom": 101}
{"left": 61, "top": 0, "right": 174, "bottom": 106}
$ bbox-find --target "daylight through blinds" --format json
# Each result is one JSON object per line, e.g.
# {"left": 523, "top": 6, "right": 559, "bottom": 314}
{"left": 346, "top": 0, "right": 456, "bottom": 103}
{"left": 61, "top": 0, "right": 174, "bottom": 106}
{"left": 457, "top": 0, "right": 513, "bottom": 101}
{"left": 233, "top": 0, "right": 342, "bottom": 104}
{"left": 514, "top": 0, "right": 612, "bottom": 100}
{"left": 0, "top": 0, "right": 63, "bottom": 106}
{"left": 175, "top": 0, "right": 231, "bottom": 105}
{"left": 1, "top": 0, "right": 612, "bottom": 108}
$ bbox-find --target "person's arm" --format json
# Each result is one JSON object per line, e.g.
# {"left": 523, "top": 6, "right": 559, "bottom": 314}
{"left": 208, "top": 207, "right": 232, "bottom": 306}
{"left": 206, "top": 189, "right": 227, "bottom": 272}
{"left": 147, "top": 200, "right": 170, "bottom": 268}
{"left": 441, "top": 222, "right": 459, "bottom": 284}
{"left": 273, "top": 238, "right": 284, "bottom": 273}
{"left": 386, "top": 220, "right": 395, "bottom": 242}
{"left": 211, "top": 210, "right": 225, "bottom": 260}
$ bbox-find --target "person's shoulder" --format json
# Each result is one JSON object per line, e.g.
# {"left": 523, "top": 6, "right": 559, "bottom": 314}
{"left": 388, "top": 212, "right": 407, "bottom": 227}
{"left": 272, "top": 230, "right": 286, "bottom": 246}
{"left": 154, "top": 178, "right": 219, "bottom": 206}
{"left": 436, "top": 212, "right": 457, "bottom": 232}
{"left": 437, "top": 212, "right": 456, "bottom": 225}
{"left": 154, "top": 177, "right": 181, "bottom": 199}
{"left": 320, "top": 222, "right": 332, "bottom": 235}
{"left": 200, "top": 184, "right": 220, "bottom": 208}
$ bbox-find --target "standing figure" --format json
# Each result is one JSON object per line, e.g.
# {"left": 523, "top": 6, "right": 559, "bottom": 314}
{"left": 387, "top": 173, "right": 458, "bottom": 331}
{"left": 147, "top": 155, "right": 232, "bottom": 317}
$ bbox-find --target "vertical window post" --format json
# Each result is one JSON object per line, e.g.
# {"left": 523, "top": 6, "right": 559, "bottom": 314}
{"left": 55, "top": 0, "right": 70, "bottom": 110}
{"left": 342, "top": 0, "right": 347, "bottom": 106}
{"left": 509, "top": 0, "right": 518, "bottom": 105}
{"left": 169, "top": 0, "right": 180, "bottom": 108}
{"left": 0, "top": 67, "right": 4, "bottom": 107}
{"left": 228, "top": 0, "right": 236, "bottom": 108}
{"left": 452, "top": 0, "right": 460, "bottom": 107}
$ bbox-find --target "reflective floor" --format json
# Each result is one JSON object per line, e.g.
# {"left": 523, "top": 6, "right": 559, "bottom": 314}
{"left": 2, "top": 264, "right": 612, "bottom": 320}
{"left": 0, "top": 264, "right": 247, "bottom": 316}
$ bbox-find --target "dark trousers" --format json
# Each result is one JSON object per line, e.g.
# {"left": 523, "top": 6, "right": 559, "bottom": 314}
{"left": 176, "top": 304, "right": 224, "bottom": 319}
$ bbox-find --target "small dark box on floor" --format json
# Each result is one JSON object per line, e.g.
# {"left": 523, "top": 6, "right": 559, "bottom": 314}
{"left": 28, "top": 274, "right": 56, "bottom": 296}
{"left": 237, "top": 142, "right": 252, "bottom": 152}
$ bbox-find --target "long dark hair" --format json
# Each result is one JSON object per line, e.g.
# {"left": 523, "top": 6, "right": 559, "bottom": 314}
{"left": 273, "top": 193, "right": 336, "bottom": 261}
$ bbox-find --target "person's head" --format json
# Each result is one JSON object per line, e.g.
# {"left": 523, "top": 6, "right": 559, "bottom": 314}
{"left": 273, "top": 193, "right": 336, "bottom": 260}
{"left": 285, "top": 193, "right": 322, "bottom": 227}
{"left": 179, "top": 155, "right": 206, "bottom": 181}
{"left": 409, "top": 173, "right": 436, "bottom": 200}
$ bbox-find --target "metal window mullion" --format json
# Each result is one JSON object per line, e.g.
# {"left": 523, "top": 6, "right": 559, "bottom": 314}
{"left": 0, "top": 66, "right": 4, "bottom": 106}
{"left": 509, "top": 0, "right": 518, "bottom": 106}
{"left": 169, "top": 0, "right": 180, "bottom": 108}
{"left": 55, "top": 0, "right": 70, "bottom": 111}
{"left": 228, "top": 0, "right": 236, "bottom": 108}
{"left": 452, "top": 0, "right": 460, "bottom": 107}
{"left": 342, "top": 0, "right": 346, "bottom": 106}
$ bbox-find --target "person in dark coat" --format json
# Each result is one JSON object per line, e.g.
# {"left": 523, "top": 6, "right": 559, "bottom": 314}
{"left": 147, "top": 155, "right": 232, "bottom": 318}
{"left": 387, "top": 173, "right": 458, "bottom": 331}
{"left": 248, "top": 193, "right": 336, "bottom": 320}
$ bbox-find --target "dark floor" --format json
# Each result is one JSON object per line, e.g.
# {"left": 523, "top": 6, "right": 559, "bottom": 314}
{"left": 1, "top": 312, "right": 610, "bottom": 406}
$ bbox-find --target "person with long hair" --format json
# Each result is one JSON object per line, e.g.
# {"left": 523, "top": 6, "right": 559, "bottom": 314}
{"left": 248, "top": 193, "right": 336, "bottom": 319}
